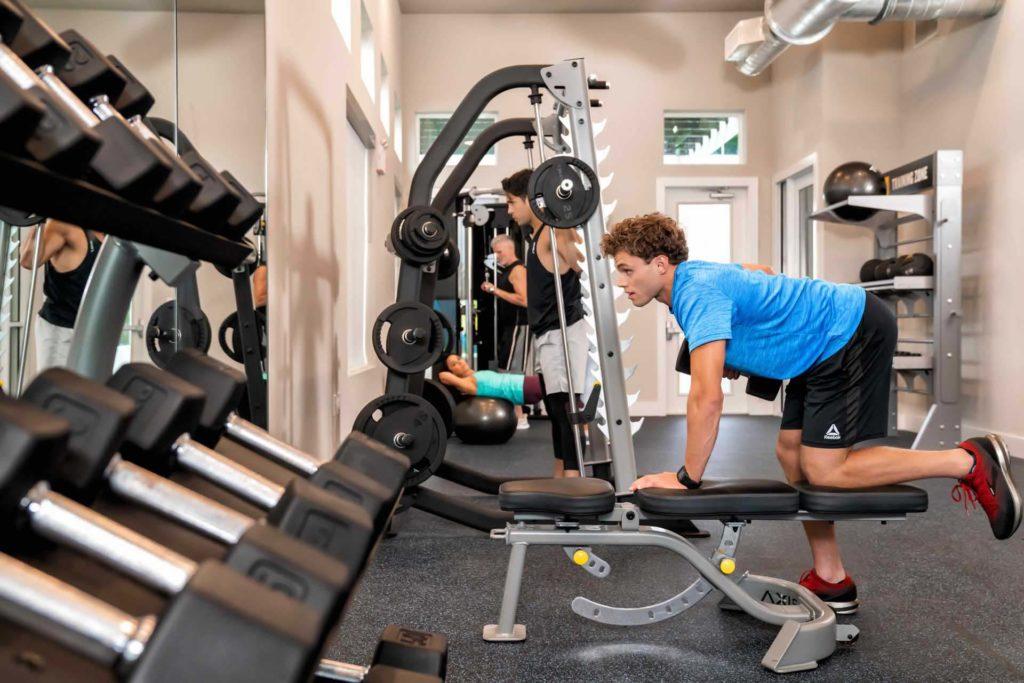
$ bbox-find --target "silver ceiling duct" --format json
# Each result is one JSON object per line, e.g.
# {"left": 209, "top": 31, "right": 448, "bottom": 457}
{"left": 726, "top": 0, "right": 1004, "bottom": 76}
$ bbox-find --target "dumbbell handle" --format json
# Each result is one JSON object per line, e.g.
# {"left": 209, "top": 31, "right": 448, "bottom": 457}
{"left": 173, "top": 434, "right": 285, "bottom": 510}
{"left": 224, "top": 412, "right": 320, "bottom": 476}
{"left": 0, "top": 552, "right": 154, "bottom": 670}
{"left": 0, "top": 45, "right": 97, "bottom": 128}
{"left": 106, "top": 457, "right": 253, "bottom": 545}
{"left": 23, "top": 482, "right": 197, "bottom": 595}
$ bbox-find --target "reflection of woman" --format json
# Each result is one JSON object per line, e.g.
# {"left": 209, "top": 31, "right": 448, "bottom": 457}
{"left": 20, "top": 220, "right": 104, "bottom": 371}
{"left": 438, "top": 355, "right": 543, "bottom": 405}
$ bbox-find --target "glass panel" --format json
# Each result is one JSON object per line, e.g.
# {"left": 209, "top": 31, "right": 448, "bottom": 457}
{"left": 346, "top": 121, "right": 370, "bottom": 370}
{"left": 360, "top": 1, "right": 375, "bottom": 100}
{"left": 676, "top": 202, "right": 732, "bottom": 396}
{"left": 332, "top": 0, "right": 352, "bottom": 50}
{"left": 799, "top": 184, "right": 815, "bottom": 278}
{"left": 417, "top": 114, "right": 498, "bottom": 165}
{"left": 664, "top": 112, "right": 744, "bottom": 165}
{"left": 380, "top": 59, "right": 390, "bottom": 136}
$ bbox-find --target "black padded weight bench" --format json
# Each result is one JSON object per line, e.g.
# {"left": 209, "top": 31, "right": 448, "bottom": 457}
{"left": 483, "top": 477, "right": 927, "bottom": 674}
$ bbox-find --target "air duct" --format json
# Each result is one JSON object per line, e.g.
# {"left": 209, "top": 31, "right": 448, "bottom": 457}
{"left": 725, "top": 0, "right": 1004, "bottom": 76}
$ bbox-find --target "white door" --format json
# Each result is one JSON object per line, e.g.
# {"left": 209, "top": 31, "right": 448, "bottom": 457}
{"left": 662, "top": 185, "right": 754, "bottom": 415}
{"left": 780, "top": 168, "right": 816, "bottom": 278}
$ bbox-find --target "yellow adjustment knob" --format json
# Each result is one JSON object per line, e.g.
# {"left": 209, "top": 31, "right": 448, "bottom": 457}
{"left": 572, "top": 549, "right": 590, "bottom": 565}
{"left": 719, "top": 558, "right": 736, "bottom": 575}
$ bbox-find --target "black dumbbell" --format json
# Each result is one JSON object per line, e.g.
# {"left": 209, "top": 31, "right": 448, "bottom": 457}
{"left": 859, "top": 258, "right": 883, "bottom": 282}
{"left": 0, "top": 11, "right": 101, "bottom": 174}
{"left": 107, "top": 362, "right": 386, "bottom": 566}
{"left": 20, "top": 368, "right": 360, "bottom": 636}
{"left": 0, "top": 551, "right": 323, "bottom": 682}
{"left": 372, "top": 625, "right": 448, "bottom": 680}
{"left": 898, "top": 252, "right": 933, "bottom": 276}
{"left": 165, "top": 349, "right": 409, "bottom": 532}
{"left": 221, "top": 169, "right": 265, "bottom": 240}
{"left": 0, "top": 63, "right": 44, "bottom": 152}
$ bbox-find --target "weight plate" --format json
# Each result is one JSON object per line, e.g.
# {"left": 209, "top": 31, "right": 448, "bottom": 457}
{"left": 353, "top": 393, "right": 447, "bottom": 486}
{"left": 422, "top": 379, "right": 456, "bottom": 437}
{"left": 372, "top": 301, "right": 445, "bottom": 375}
{"left": 145, "top": 301, "right": 212, "bottom": 368}
{"left": 436, "top": 239, "right": 460, "bottom": 280}
{"left": 218, "top": 307, "right": 268, "bottom": 364}
{"left": 437, "top": 310, "right": 455, "bottom": 357}
{"left": 527, "top": 156, "right": 600, "bottom": 229}
{"left": 390, "top": 206, "right": 449, "bottom": 265}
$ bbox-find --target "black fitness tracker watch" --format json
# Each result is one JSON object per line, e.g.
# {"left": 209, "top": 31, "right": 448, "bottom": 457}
{"left": 677, "top": 465, "right": 702, "bottom": 489}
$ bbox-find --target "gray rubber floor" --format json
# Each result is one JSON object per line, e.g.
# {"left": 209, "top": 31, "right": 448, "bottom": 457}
{"left": 326, "top": 416, "right": 1024, "bottom": 682}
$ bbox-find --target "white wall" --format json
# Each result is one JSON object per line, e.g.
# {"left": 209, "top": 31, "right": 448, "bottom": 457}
{"left": 266, "top": 0, "right": 403, "bottom": 455}
{"left": 401, "top": 11, "right": 773, "bottom": 413}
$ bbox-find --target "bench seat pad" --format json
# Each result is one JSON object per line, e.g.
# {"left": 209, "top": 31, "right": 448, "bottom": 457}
{"left": 634, "top": 479, "right": 800, "bottom": 517}
{"left": 793, "top": 481, "right": 929, "bottom": 514}
{"left": 498, "top": 478, "right": 616, "bottom": 516}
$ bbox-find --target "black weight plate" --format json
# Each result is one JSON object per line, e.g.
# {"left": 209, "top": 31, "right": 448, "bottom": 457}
{"left": 527, "top": 157, "right": 600, "bottom": 229}
{"left": 436, "top": 238, "right": 460, "bottom": 280}
{"left": 146, "top": 300, "right": 211, "bottom": 368}
{"left": 353, "top": 393, "right": 447, "bottom": 486}
{"left": 422, "top": 378, "right": 456, "bottom": 437}
{"left": 390, "top": 206, "right": 449, "bottom": 265}
{"left": 372, "top": 301, "right": 445, "bottom": 375}
{"left": 437, "top": 310, "right": 455, "bottom": 357}
{"left": 218, "top": 308, "right": 268, "bottom": 364}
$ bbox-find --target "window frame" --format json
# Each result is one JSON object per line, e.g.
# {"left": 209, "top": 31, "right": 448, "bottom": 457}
{"left": 663, "top": 110, "right": 746, "bottom": 166}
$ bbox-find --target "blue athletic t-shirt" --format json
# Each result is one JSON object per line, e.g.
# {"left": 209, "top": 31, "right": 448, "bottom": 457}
{"left": 670, "top": 261, "right": 866, "bottom": 380}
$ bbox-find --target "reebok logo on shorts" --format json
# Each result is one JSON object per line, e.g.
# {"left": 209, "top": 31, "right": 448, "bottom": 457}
{"left": 824, "top": 424, "right": 842, "bottom": 441}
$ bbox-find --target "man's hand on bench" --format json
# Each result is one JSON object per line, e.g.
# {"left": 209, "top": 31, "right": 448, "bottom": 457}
{"left": 630, "top": 471, "right": 685, "bottom": 492}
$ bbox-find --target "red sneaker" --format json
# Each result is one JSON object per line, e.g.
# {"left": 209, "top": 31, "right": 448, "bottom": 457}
{"left": 799, "top": 569, "right": 859, "bottom": 615}
{"left": 953, "top": 435, "right": 1022, "bottom": 540}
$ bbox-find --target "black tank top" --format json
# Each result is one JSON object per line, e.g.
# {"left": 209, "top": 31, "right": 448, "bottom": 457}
{"left": 496, "top": 259, "right": 526, "bottom": 328}
{"left": 39, "top": 231, "right": 102, "bottom": 328}
{"left": 524, "top": 227, "right": 583, "bottom": 336}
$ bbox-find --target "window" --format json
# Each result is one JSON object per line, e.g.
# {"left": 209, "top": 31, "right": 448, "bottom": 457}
{"left": 360, "top": 2, "right": 375, "bottom": 100}
{"left": 331, "top": 0, "right": 351, "bottom": 51}
{"left": 393, "top": 95, "right": 403, "bottom": 161}
{"left": 664, "top": 112, "right": 745, "bottom": 165}
{"left": 346, "top": 119, "right": 371, "bottom": 371}
{"left": 417, "top": 113, "right": 498, "bottom": 166}
{"left": 677, "top": 201, "right": 732, "bottom": 395}
{"left": 379, "top": 59, "right": 390, "bottom": 137}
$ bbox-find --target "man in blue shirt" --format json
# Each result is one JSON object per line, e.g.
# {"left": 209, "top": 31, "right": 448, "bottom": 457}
{"left": 601, "top": 212, "right": 1021, "bottom": 612}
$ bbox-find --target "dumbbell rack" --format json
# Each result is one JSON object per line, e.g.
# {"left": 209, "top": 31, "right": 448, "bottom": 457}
{"left": 811, "top": 150, "right": 963, "bottom": 450}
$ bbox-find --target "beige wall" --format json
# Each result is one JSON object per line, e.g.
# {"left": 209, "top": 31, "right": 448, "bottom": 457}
{"left": 896, "top": 10, "right": 1024, "bottom": 446}
{"left": 266, "top": 0, "right": 403, "bottom": 454}
{"left": 401, "top": 11, "right": 773, "bottom": 412}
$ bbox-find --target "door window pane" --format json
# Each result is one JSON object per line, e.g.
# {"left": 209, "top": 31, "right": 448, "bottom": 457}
{"left": 346, "top": 121, "right": 370, "bottom": 370}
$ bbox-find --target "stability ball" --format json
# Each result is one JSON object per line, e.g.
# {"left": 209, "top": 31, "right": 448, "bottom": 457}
{"left": 823, "top": 161, "right": 886, "bottom": 222}
{"left": 453, "top": 397, "right": 518, "bottom": 445}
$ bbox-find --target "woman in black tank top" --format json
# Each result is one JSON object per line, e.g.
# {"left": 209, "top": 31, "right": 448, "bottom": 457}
{"left": 39, "top": 229, "right": 103, "bottom": 329}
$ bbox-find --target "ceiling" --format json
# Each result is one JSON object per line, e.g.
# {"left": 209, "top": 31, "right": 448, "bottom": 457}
{"left": 400, "top": 0, "right": 761, "bottom": 12}
{"left": 29, "top": 0, "right": 263, "bottom": 12}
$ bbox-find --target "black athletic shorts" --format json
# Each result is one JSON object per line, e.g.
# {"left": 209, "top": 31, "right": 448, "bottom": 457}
{"left": 780, "top": 293, "right": 897, "bottom": 448}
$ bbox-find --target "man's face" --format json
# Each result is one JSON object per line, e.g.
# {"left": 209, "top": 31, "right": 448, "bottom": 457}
{"left": 493, "top": 241, "right": 515, "bottom": 266}
{"left": 612, "top": 252, "right": 664, "bottom": 307}
{"left": 505, "top": 193, "right": 534, "bottom": 228}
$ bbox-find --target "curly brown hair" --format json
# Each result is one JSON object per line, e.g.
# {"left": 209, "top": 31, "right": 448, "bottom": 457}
{"left": 600, "top": 213, "right": 689, "bottom": 264}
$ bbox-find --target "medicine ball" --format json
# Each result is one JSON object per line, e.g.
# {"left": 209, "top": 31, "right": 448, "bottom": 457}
{"left": 823, "top": 161, "right": 886, "bottom": 222}
{"left": 453, "top": 397, "right": 518, "bottom": 445}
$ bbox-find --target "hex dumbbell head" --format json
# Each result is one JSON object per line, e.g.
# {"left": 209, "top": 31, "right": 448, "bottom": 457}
{"left": 309, "top": 461, "right": 394, "bottom": 533}
{"left": 21, "top": 369, "right": 135, "bottom": 503}
{"left": 333, "top": 432, "right": 411, "bottom": 495}
{"left": 182, "top": 149, "right": 243, "bottom": 232}
{"left": 106, "top": 55, "right": 154, "bottom": 118}
{"left": 0, "top": 0, "right": 24, "bottom": 42}
{"left": 165, "top": 349, "right": 245, "bottom": 445}
{"left": 221, "top": 170, "right": 264, "bottom": 241}
{"left": 6, "top": 0, "right": 71, "bottom": 69}
{"left": 265, "top": 478, "right": 376, "bottom": 565}
{"left": 129, "top": 561, "right": 323, "bottom": 683}
{"left": 0, "top": 69, "right": 44, "bottom": 153}
{"left": 56, "top": 29, "right": 127, "bottom": 101}
{"left": 0, "top": 396, "right": 68, "bottom": 534}
{"left": 107, "top": 363, "right": 204, "bottom": 473}
{"left": 372, "top": 625, "right": 448, "bottom": 680}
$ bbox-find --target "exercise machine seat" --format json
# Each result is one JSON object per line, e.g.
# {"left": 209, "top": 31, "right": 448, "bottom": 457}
{"left": 634, "top": 479, "right": 799, "bottom": 518}
{"left": 794, "top": 481, "right": 929, "bottom": 514}
{"left": 499, "top": 478, "right": 616, "bottom": 516}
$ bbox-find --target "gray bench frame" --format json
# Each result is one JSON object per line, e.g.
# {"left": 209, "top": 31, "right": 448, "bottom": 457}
{"left": 484, "top": 501, "right": 910, "bottom": 673}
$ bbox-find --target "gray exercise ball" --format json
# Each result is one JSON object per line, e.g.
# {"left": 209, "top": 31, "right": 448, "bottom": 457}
{"left": 453, "top": 397, "right": 518, "bottom": 445}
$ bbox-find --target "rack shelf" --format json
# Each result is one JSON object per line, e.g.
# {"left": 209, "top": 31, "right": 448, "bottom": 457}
{"left": 0, "top": 151, "right": 250, "bottom": 268}
{"left": 810, "top": 194, "right": 932, "bottom": 229}
{"left": 856, "top": 276, "right": 934, "bottom": 293}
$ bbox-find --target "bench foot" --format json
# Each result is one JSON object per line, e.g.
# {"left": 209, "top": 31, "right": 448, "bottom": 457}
{"left": 482, "top": 624, "right": 526, "bottom": 642}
